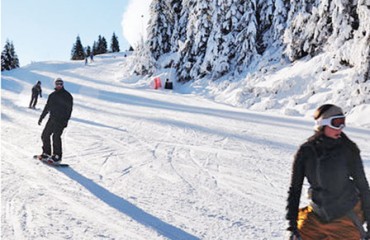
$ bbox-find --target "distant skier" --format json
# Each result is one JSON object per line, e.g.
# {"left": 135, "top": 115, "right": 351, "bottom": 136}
{"left": 90, "top": 52, "right": 94, "bottom": 62}
{"left": 29, "top": 81, "right": 42, "bottom": 109}
{"left": 286, "top": 104, "right": 370, "bottom": 239}
{"left": 38, "top": 78, "right": 73, "bottom": 163}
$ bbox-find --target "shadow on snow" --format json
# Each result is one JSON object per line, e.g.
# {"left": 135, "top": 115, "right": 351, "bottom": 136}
{"left": 59, "top": 167, "right": 200, "bottom": 240}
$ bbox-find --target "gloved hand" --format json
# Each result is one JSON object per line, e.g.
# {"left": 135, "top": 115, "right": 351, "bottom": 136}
{"left": 38, "top": 119, "right": 42, "bottom": 125}
{"left": 288, "top": 229, "right": 302, "bottom": 240}
{"left": 362, "top": 231, "right": 370, "bottom": 240}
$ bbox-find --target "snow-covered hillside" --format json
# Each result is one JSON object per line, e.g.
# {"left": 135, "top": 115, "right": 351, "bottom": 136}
{"left": 2, "top": 54, "right": 370, "bottom": 239}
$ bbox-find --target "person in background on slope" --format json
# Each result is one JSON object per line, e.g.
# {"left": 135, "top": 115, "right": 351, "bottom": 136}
{"left": 38, "top": 78, "right": 73, "bottom": 163}
{"left": 286, "top": 104, "right": 370, "bottom": 240}
{"left": 29, "top": 81, "right": 42, "bottom": 109}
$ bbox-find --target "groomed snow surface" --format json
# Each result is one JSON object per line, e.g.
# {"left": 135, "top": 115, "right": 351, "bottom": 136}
{"left": 2, "top": 53, "right": 370, "bottom": 239}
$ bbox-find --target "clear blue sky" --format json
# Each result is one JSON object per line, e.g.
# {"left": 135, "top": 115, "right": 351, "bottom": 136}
{"left": 1, "top": 0, "right": 138, "bottom": 66}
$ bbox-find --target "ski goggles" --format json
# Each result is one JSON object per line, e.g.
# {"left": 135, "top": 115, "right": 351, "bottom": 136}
{"left": 315, "top": 115, "right": 346, "bottom": 130}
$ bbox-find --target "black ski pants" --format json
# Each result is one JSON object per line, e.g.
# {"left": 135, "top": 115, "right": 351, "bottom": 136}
{"left": 29, "top": 95, "right": 39, "bottom": 108}
{"left": 41, "top": 119, "right": 65, "bottom": 158}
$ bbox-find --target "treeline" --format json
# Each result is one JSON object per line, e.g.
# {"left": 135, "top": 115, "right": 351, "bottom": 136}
{"left": 145, "top": 0, "right": 370, "bottom": 82}
{"left": 71, "top": 32, "right": 121, "bottom": 60}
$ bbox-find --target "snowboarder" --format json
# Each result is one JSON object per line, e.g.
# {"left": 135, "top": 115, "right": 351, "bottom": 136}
{"left": 29, "top": 81, "right": 42, "bottom": 109}
{"left": 38, "top": 78, "right": 73, "bottom": 163}
{"left": 286, "top": 104, "right": 370, "bottom": 240}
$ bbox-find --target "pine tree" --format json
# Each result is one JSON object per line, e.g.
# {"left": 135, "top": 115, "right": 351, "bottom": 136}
{"left": 96, "top": 35, "right": 108, "bottom": 55}
{"left": 255, "top": 0, "right": 274, "bottom": 54}
{"left": 169, "top": 0, "right": 183, "bottom": 53}
{"left": 147, "top": 0, "right": 172, "bottom": 60}
{"left": 71, "top": 36, "right": 85, "bottom": 60}
{"left": 92, "top": 41, "right": 98, "bottom": 55}
{"left": 110, "top": 32, "right": 120, "bottom": 52}
{"left": 178, "top": 0, "right": 213, "bottom": 82}
{"left": 234, "top": 0, "right": 258, "bottom": 72}
{"left": 1, "top": 40, "right": 20, "bottom": 71}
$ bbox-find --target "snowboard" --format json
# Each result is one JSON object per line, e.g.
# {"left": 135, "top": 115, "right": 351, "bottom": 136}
{"left": 33, "top": 155, "right": 69, "bottom": 167}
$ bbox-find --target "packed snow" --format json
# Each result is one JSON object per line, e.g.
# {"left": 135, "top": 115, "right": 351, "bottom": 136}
{"left": 2, "top": 53, "right": 370, "bottom": 239}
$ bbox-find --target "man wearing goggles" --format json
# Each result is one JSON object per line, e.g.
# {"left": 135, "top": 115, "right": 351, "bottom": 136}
{"left": 38, "top": 78, "right": 73, "bottom": 163}
{"left": 286, "top": 104, "right": 370, "bottom": 240}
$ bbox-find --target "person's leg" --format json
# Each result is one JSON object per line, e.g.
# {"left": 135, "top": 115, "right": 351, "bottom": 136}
{"left": 41, "top": 120, "right": 53, "bottom": 155}
{"left": 32, "top": 96, "right": 38, "bottom": 108}
{"left": 52, "top": 124, "right": 65, "bottom": 159}
{"left": 29, "top": 96, "right": 35, "bottom": 108}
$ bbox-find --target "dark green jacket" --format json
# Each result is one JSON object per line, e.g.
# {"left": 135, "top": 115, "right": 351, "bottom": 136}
{"left": 286, "top": 132, "right": 370, "bottom": 228}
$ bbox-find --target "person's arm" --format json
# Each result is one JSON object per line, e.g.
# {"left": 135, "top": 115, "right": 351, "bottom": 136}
{"left": 39, "top": 94, "right": 51, "bottom": 124}
{"left": 286, "top": 146, "right": 307, "bottom": 232}
{"left": 351, "top": 148, "right": 370, "bottom": 230}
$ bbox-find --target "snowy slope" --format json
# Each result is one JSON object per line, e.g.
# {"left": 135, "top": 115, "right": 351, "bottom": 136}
{"left": 2, "top": 54, "right": 370, "bottom": 240}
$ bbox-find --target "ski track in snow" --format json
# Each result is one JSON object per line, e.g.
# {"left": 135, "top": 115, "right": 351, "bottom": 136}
{"left": 2, "top": 54, "right": 370, "bottom": 240}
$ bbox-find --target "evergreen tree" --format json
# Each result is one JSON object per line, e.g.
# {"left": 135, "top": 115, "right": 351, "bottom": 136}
{"left": 178, "top": 0, "right": 213, "bottom": 82}
{"left": 110, "top": 32, "right": 120, "bottom": 52}
{"left": 147, "top": 0, "right": 172, "bottom": 60}
{"left": 234, "top": 0, "right": 258, "bottom": 72}
{"left": 96, "top": 35, "right": 108, "bottom": 55}
{"left": 92, "top": 41, "right": 98, "bottom": 55}
{"left": 71, "top": 36, "right": 85, "bottom": 60}
{"left": 169, "top": 0, "right": 183, "bottom": 53}
{"left": 1, "top": 40, "right": 20, "bottom": 71}
{"left": 255, "top": 0, "right": 274, "bottom": 54}
{"left": 101, "top": 37, "right": 108, "bottom": 54}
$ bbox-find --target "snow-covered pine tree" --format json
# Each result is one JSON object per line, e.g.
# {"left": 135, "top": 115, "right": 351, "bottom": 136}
{"left": 169, "top": 0, "right": 183, "bottom": 53}
{"left": 147, "top": 0, "right": 173, "bottom": 60}
{"left": 1, "top": 40, "right": 20, "bottom": 71}
{"left": 176, "top": 0, "right": 197, "bottom": 81}
{"left": 71, "top": 36, "right": 85, "bottom": 60}
{"left": 271, "top": 0, "right": 289, "bottom": 45}
{"left": 349, "top": 0, "right": 370, "bottom": 82}
{"left": 234, "top": 0, "right": 258, "bottom": 72}
{"left": 205, "top": 0, "right": 237, "bottom": 79}
{"left": 255, "top": 0, "right": 274, "bottom": 54}
{"left": 178, "top": 0, "right": 213, "bottom": 81}
{"left": 110, "top": 32, "right": 120, "bottom": 53}
{"left": 130, "top": 40, "right": 157, "bottom": 76}
{"left": 284, "top": 0, "right": 360, "bottom": 61}
{"left": 284, "top": 0, "right": 316, "bottom": 61}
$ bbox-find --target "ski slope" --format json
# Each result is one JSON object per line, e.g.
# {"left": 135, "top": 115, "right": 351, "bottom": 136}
{"left": 2, "top": 54, "right": 370, "bottom": 240}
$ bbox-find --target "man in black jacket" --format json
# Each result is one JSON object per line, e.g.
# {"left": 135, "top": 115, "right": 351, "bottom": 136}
{"left": 38, "top": 78, "right": 73, "bottom": 162}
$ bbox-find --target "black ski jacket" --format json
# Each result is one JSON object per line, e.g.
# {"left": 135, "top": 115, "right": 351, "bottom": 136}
{"left": 286, "top": 132, "right": 370, "bottom": 228}
{"left": 39, "top": 87, "right": 73, "bottom": 127}
{"left": 32, "top": 84, "right": 42, "bottom": 97}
